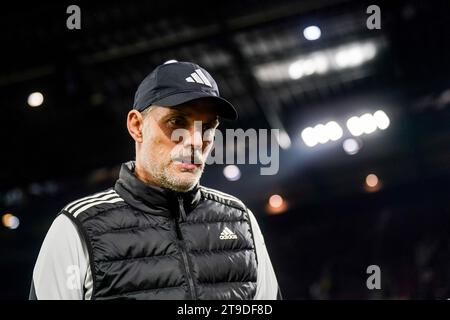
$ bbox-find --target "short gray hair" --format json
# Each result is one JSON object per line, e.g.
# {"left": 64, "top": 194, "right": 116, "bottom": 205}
{"left": 140, "top": 106, "right": 155, "bottom": 119}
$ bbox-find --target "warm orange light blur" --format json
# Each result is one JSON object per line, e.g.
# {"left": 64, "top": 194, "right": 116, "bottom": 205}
{"left": 269, "top": 194, "right": 284, "bottom": 208}
{"left": 365, "top": 174, "right": 379, "bottom": 187}
{"left": 2, "top": 213, "right": 13, "bottom": 228}
{"left": 267, "top": 194, "right": 287, "bottom": 215}
{"left": 364, "top": 173, "right": 382, "bottom": 192}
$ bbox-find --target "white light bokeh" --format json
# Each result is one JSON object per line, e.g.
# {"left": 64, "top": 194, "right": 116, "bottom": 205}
{"left": 302, "top": 121, "right": 344, "bottom": 147}
{"left": 343, "top": 138, "right": 361, "bottom": 155}
{"left": 301, "top": 127, "right": 318, "bottom": 147}
{"left": 27, "top": 92, "right": 44, "bottom": 107}
{"left": 255, "top": 40, "right": 379, "bottom": 83}
{"left": 347, "top": 46, "right": 365, "bottom": 67}
{"left": 362, "top": 42, "right": 377, "bottom": 60}
{"left": 288, "top": 61, "right": 304, "bottom": 79}
{"left": 303, "top": 26, "right": 321, "bottom": 41}
{"left": 324, "top": 121, "right": 343, "bottom": 141}
{"left": 346, "top": 116, "right": 364, "bottom": 136}
{"left": 311, "top": 54, "right": 329, "bottom": 74}
{"left": 301, "top": 59, "right": 316, "bottom": 76}
{"left": 346, "top": 110, "right": 390, "bottom": 137}
{"left": 334, "top": 43, "right": 378, "bottom": 69}
{"left": 223, "top": 165, "right": 241, "bottom": 181}
{"left": 373, "top": 110, "right": 390, "bottom": 130}
{"left": 314, "top": 124, "right": 329, "bottom": 144}
{"left": 360, "top": 113, "right": 377, "bottom": 134}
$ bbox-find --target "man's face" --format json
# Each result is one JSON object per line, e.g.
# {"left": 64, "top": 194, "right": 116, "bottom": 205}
{"left": 136, "top": 99, "right": 219, "bottom": 192}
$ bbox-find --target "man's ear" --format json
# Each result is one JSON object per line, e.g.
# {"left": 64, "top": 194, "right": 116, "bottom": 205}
{"left": 127, "top": 110, "right": 144, "bottom": 143}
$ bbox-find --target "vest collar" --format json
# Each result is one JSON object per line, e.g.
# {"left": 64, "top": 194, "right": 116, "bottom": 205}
{"left": 114, "top": 161, "right": 201, "bottom": 217}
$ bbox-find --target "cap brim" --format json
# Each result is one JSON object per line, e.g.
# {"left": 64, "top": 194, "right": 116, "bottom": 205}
{"left": 153, "top": 91, "right": 238, "bottom": 120}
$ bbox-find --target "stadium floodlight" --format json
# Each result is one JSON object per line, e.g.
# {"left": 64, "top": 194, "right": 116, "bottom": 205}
{"left": 346, "top": 110, "right": 390, "bottom": 137}
{"left": 301, "top": 121, "right": 344, "bottom": 147}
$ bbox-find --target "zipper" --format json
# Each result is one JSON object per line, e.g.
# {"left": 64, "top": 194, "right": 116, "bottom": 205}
{"left": 177, "top": 196, "right": 187, "bottom": 221}
{"left": 175, "top": 195, "right": 197, "bottom": 299}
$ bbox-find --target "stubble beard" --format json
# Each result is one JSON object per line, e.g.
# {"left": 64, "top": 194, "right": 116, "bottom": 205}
{"left": 142, "top": 151, "right": 205, "bottom": 192}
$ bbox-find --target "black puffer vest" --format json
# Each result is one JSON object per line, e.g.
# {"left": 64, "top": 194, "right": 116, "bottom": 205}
{"left": 62, "top": 161, "right": 258, "bottom": 300}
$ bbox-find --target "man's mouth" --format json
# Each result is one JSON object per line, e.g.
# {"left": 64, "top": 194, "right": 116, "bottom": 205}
{"left": 176, "top": 162, "right": 200, "bottom": 170}
{"left": 173, "top": 157, "right": 203, "bottom": 171}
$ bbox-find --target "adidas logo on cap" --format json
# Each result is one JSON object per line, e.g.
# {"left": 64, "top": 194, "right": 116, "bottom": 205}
{"left": 185, "top": 68, "right": 212, "bottom": 87}
{"left": 219, "top": 226, "right": 238, "bottom": 240}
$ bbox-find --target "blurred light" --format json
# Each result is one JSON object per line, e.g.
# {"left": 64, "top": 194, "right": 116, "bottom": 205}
{"left": 30, "top": 183, "right": 43, "bottom": 196}
{"left": 346, "top": 116, "right": 363, "bottom": 136}
{"left": 278, "top": 130, "right": 292, "bottom": 149}
{"left": 269, "top": 194, "right": 284, "bottom": 208}
{"left": 324, "top": 121, "right": 343, "bottom": 141}
{"left": 347, "top": 46, "right": 364, "bottom": 66}
{"left": 314, "top": 124, "right": 329, "bottom": 144}
{"left": 302, "top": 121, "right": 344, "bottom": 147}
{"left": 267, "top": 194, "right": 287, "bottom": 215}
{"left": 362, "top": 42, "right": 377, "bottom": 60}
{"left": 335, "top": 50, "right": 351, "bottom": 68}
{"left": 365, "top": 174, "right": 379, "bottom": 188}
{"left": 288, "top": 55, "right": 329, "bottom": 79}
{"left": 342, "top": 138, "right": 361, "bottom": 155}
{"left": 2, "top": 213, "right": 20, "bottom": 229}
{"left": 311, "top": 54, "right": 328, "bottom": 74}
{"left": 27, "top": 92, "right": 44, "bottom": 107}
{"left": 346, "top": 110, "right": 390, "bottom": 137}
{"left": 373, "top": 110, "right": 390, "bottom": 129}
{"left": 302, "top": 59, "right": 316, "bottom": 76}
{"left": 5, "top": 188, "right": 24, "bottom": 206}
{"left": 255, "top": 40, "right": 379, "bottom": 83}
{"left": 164, "top": 60, "right": 178, "bottom": 64}
{"left": 334, "top": 43, "right": 377, "bottom": 69}
{"left": 1, "top": 214, "right": 11, "bottom": 227}
{"left": 303, "top": 26, "right": 321, "bottom": 41}
{"left": 288, "top": 61, "right": 304, "bottom": 79}
{"left": 223, "top": 165, "right": 241, "bottom": 181}
{"left": 360, "top": 113, "right": 377, "bottom": 134}
{"left": 301, "top": 127, "right": 318, "bottom": 147}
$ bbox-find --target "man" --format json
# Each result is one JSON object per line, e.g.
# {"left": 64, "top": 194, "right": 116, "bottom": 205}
{"left": 30, "top": 60, "right": 281, "bottom": 300}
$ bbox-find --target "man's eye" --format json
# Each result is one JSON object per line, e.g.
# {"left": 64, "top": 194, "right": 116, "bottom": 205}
{"left": 168, "top": 117, "right": 186, "bottom": 126}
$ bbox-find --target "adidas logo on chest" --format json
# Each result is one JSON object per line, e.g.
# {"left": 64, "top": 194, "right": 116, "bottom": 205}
{"left": 219, "top": 226, "right": 238, "bottom": 240}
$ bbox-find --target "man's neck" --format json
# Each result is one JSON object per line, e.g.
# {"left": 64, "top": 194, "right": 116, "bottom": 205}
{"left": 133, "top": 161, "right": 156, "bottom": 185}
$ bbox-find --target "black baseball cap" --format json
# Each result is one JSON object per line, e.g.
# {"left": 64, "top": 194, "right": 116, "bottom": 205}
{"left": 133, "top": 60, "right": 238, "bottom": 120}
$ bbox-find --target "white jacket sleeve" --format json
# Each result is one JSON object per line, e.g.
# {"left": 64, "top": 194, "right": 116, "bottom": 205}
{"left": 30, "top": 214, "right": 90, "bottom": 300}
{"left": 248, "top": 209, "right": 281, "bottom": 300}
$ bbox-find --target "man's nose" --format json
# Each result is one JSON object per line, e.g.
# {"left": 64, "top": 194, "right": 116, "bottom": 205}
{"left": 183, "top": 123, "right": 203, "bottom": 150}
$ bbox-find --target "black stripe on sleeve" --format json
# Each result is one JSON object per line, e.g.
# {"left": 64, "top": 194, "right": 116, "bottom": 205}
{"left": 29, "top": 279, "right": 38, "bottom": 300}
{"left": 277, "top": 286, "right": 283, "bottom": 300}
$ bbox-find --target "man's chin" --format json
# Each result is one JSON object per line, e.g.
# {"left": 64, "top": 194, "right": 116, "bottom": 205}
{"left": 173, "top": 171, "right": 201, "bottom": 183}
{"left": 168, "top": 168, "right": 202, "bottom": 187}
{"left": 167, "top": 176, "right": 199, "bottom": 192}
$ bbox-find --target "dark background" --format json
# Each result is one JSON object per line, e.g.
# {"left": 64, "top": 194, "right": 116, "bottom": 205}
{"left": 1, "top": 0, "right": 450, "bottom": 299}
